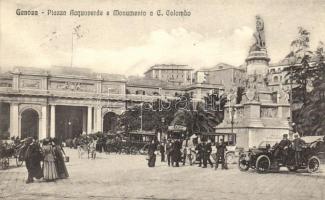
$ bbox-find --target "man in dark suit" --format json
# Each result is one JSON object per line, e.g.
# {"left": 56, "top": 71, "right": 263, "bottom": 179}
{"left": 173, "top": 139, "right": 182, "bottom": 167}
{"left": 215, "top": 139, "right": 227, "bottom": 170}
{"left": 159, "top": 141, "right": 165, "bottom": 162}
{"left": 166, "top": 139, "right": 173, "bottom": 166}
{"left": 204, "top": 139, "right": 213, "bottom": 168}
{"left": 274, "top": 134, "right": 291, "bottom": 164}
{"left": 195, "top": 141, "right": 203, "bottom": 167}
{"left": 292, "top": 134, "right": 305, "bottom": 166}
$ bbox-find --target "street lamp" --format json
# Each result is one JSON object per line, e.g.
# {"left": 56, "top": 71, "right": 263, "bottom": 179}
{"left": 227, "top": 88, "right": 236, "bottom": 134}
{"left": 230, "top": 107, "right": 235, "bottom": 134}
{"left": 140, "top": 103, "right": 143, "bottom": 132}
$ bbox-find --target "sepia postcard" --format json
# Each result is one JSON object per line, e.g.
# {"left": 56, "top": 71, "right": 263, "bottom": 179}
{"left": 0, "top": 0, "right": 325, "bottom": 200}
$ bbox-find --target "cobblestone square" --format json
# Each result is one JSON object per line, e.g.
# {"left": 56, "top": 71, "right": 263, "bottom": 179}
{"left": 1, "top": 148, "right": 325, "bottom": 200}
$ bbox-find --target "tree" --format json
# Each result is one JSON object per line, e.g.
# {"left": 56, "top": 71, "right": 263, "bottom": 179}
{"left": 170, "top": 91, "right": 227, "bottom": 136}
{"left": 283, "top": 27, "right": 325, "bottom": 136}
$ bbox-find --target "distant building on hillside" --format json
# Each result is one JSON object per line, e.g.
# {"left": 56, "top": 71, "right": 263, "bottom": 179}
{"left": 194, "top": 63, "right": 246, "bottom": 91}
{"left": 144, "top": 64, "right": 194, "bottom": 86}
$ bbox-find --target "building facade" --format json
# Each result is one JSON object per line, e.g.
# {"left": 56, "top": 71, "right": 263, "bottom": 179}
{"left": 194, "top": 63, "right": 246, "bottom": 92}
{"left": 0, "top": 65, "right": 224, "bottom": 140}
{"left": 144, "top": 64, "right": 193, "bottom": 86}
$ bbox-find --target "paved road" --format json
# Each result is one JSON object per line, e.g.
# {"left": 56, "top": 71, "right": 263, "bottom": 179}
{"left": 1, "top": 149, "right": 325, "bottom": 200}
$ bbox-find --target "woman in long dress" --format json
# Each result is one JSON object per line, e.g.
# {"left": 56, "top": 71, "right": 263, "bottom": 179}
{"left": 24, "top": 137, "right": 43, "bottom": 183}
{"left": 147, "top": 139, "right": 158, "bottom": 167}
{"left": 42, "top": 139, "right": 58, "bottom": 181}
{"left": 52, "top": 138, "right": 69, "bottom": 178}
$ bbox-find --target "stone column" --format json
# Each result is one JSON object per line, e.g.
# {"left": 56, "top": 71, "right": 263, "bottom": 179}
{"left": 87, "top": 106, "right": 93, "bottom": 134}
{"left": 40, "top": 105, "right": 48, "bottom": 140}
{"left": 9, "top": 103, "right": 19, "bottom": 138}
{"left": 95, "top": 106, "right": 102, "bottom": 132}
{"left": 82, "top": 107, "right": 87, "bottom": 134}
{"left": 50, "top": 105, "right": 56, "bottom": 138}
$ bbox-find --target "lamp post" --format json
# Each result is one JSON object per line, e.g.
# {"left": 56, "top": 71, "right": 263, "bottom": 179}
{"left": 140, "top": 103, "right": 143, "bottom": 132}
{"left": 230, "top": 107, "right": 235, "bottom": 134}
{"left": 228, "top": 88, "right": 236, "bottom": 134}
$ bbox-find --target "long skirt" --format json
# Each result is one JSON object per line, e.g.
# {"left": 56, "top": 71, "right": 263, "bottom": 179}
{"left": 26, "top": 160, "right": 43, "bottom": 179}
{"left": 43, "top": 161, "right": 58, "bottom": 181}
{"left": 55, "top": 151, "right": 69, "bottom": 179}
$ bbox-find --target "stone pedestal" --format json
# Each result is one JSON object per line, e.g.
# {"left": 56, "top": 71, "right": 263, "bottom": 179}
{"left": 243, "top": 102, "right": 264, "bottom": 127}
{"left": 246, "top": 49, "right": 270, "bottom": 76}
{"left": 215, "top": 47, "right": 290, "bottom": 149}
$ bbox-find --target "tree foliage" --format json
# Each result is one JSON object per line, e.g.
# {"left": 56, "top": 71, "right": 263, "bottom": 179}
{"left": 283, "top": 27, "right": 325, "bottom": 135}
{"left": 118, "top": 91, "right": 227, "bottom": 136}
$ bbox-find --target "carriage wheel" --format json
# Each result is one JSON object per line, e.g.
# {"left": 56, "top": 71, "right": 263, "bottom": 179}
{"left": 16, "top": 157, "right": 23, "bottom": 167}
{"left": 256, "top": 155, "right": 270, "bottom": 173}
{"left": 1, "top": 158, "right": 9, "bottom": 169}
{"left": 238, "top": 155, "right": 250, "bottom": 171}
{"left": 287, "top": 166, "right": 298, "bottom": 172}
{"left": 4, "top": 158, "right": 9, "bottom": 169}
{"left": 307, "top": 156, "right": 320, "bottom": 173}
{"left": 129, "top": 147, "right": 138, "bottom": 155}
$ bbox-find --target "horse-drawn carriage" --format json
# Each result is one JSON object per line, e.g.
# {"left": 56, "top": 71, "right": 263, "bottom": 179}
{"left": 127, "top": 131, "right": 156, "bottom": 155}
{"left": 0, "top": 142, "right": 12, "bottom": 169}
{"left": 0, "top": 140, "right": 27, "bottom": 169}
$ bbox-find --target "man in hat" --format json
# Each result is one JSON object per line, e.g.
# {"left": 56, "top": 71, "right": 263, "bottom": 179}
{"left": 202, "top": 139, "right": 212, "bottom": 168}
{"left": 195, "top": 140, "right": 204, "bottom": 167}
{"left": 159, "top": 141, "right": 166, "bottom": 162}
{"left": 173, "top": 139, "right": 182, "bottom": 167}
{"left": 166, "top": 138, "right": 173, "bottom": 166}
{"left": 275, "top": 134, "right": 291, "bottom": 164}
{"left": 25, "top": 137, "right": 43, "bottom": 183}
{"left": 292, "top": 134, "right": 305, "bottom": 166}
{"left": 215, "top": 139, "right": 227, "bottom": 170}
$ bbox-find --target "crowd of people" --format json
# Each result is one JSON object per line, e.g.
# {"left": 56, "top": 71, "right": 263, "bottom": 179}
{"left": 23, "top": 137, "right": 69, "bottom": 184}
{"left": 3, "top": 132, "right": 324, "bottom": 185}
{"left": 146, "top": 137, "right": 228, "bottom": 169}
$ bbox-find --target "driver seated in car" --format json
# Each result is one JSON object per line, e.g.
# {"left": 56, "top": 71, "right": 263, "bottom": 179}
{"left": 274, "top": 134, "right": 291, "bottom": 164}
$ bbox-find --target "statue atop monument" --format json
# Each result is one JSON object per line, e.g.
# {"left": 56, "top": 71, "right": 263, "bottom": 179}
{"left": 250, "top": 15, "right": 266, "bottom": 52}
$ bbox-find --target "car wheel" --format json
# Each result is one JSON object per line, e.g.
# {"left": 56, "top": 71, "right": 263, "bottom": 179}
{"left": 256, "top": 155, "right": 270, "bottom": 173}
{"left": 238, "top": 154, "right": 250, "bottom": 171}
{"left": 307, "top": 156, "right": 320, "bottom": 173}
{"left": 287, "top": 166, "right": 298, "bottom": 172}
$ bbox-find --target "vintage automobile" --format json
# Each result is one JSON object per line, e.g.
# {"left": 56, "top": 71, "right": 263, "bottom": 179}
{"left": 238, "top": 136, "right": 324, "bottom": 173}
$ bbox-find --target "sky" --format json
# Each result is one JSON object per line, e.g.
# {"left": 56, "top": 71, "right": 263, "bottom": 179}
{"left": 0, "top": 0, "right": 325, "bottom": 75}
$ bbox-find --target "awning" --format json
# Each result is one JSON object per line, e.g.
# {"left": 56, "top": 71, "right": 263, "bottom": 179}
{"left": 168, "top": 125, "right": 187, "bottom": 132}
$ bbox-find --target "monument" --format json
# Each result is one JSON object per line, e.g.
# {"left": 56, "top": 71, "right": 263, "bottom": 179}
{"left": 215, "top": 15, "right": 291, "bottom": 149}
